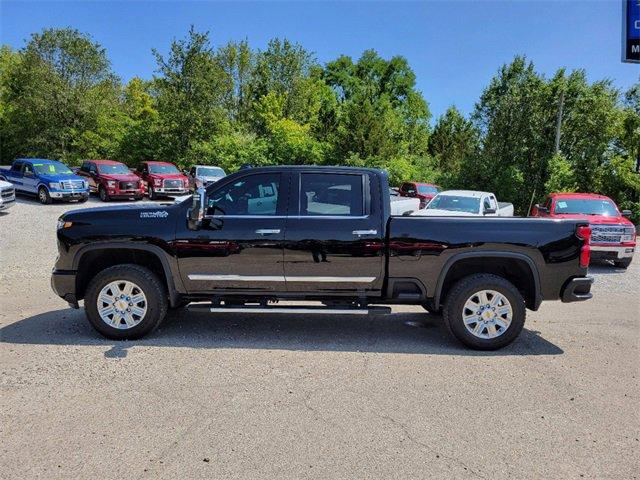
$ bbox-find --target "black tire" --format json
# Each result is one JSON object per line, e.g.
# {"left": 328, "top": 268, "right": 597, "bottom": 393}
{"left": 443, "top": 274, "right": 526, "bottom": 350}
{"left": 613, "top": 257, "right": 632, "bottom": 269}
{"left": 98, "top": 185, "right": 110, "bottom": 202}
{"left": 84, "top": 264, "right": 168, "bottom": 340}
{"left": 78, "top": 195, "right": 88, "bottom": 203}
{"left": 148, "top": 186, "right": 157, "bottom": 200}
{"left": 38, "top": 186, "right": 52, "bottom": 204}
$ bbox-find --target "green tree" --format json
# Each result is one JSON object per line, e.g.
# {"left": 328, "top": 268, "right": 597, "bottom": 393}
{"left": 428, "top": 106, "right": 479, "bottom": 187}
{"left": 152, "top": 27, "right": 228, "bottom": 166}
{"left": 1, "top": 28, "right": 119, "bottom": 163}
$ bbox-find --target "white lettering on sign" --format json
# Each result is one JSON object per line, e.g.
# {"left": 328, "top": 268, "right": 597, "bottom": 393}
{"left": 140, "top": 210, "right": 169, "bottom": 218}
{"left": 636, "top": 20, "right": 640, "bottom": 29}
{"left": 633, "top": 45, "right": 640, "bottom": 53}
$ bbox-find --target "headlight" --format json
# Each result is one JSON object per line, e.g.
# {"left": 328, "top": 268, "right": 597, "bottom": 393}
{"left": 83, "top": 180, "right": 88, "bottom": 189}
{"left": 49, "top": 182, "right": 61, "bottom": 189}
{"left": 107, "top": 181, "right": 116, "bottom": 188}
{"left": 57, "top": 218, "right": 73, "bottom": 230}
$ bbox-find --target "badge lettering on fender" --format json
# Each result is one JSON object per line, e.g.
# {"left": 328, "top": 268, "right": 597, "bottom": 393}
{"left": 140, "top": 210, "right": 169, "bottom": 218}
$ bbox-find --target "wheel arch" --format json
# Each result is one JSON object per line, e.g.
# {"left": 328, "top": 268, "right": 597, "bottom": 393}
{"left": 434, "top": 252, "right": 541, "bottom": 311}
{"left": 73, "top": 244, "right": 183, "bottom": 306}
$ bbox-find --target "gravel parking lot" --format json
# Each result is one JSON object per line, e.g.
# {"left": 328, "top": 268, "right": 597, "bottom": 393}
{"left": 1, "top": 195, "right": 639, "bottom": 479}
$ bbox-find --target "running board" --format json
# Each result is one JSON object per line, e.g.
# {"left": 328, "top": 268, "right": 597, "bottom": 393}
{"left": 188, "top": 304, "right": 391, "bottom": 315}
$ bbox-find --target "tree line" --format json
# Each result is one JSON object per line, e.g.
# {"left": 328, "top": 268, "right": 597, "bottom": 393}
{"left": 1, "top": 27, "right": 638, "bottom": 219}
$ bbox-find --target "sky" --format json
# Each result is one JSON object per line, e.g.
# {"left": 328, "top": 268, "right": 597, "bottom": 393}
{"left": 1, "top": 1, "right": 638, "bottom": 119}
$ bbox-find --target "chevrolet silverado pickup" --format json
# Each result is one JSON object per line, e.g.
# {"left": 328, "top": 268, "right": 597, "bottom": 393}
{"left": 414, "top": 190, "right": 514, "bottom": 217}
{"left": 51, "top": 166, "right": 593, "bottom": 350}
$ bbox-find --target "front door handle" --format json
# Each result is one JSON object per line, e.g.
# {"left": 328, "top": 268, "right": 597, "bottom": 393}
{"left": 353, "top": 229, "right": 378, "bottom": 236}
{"left": 256, "top": 229, "right": 281, "bottom": 235}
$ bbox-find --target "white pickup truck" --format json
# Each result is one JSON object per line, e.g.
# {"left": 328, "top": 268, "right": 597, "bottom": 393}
{"left": 413, "top": 190, "right": 514, "bottom": 217}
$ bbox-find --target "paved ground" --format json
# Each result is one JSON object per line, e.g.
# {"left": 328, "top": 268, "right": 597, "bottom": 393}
{"left": 1, "top": 195, "right": 639, "bottom": 479}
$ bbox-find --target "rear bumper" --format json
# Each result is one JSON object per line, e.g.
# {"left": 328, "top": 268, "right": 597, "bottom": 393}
{"left": 591, "top": 244, "right": 635, "bottom": 260}
{"left": 561, "top": 276, "right": 594, "bottom": 303}
{"left": 51, "top": 269, "right": 79, "bottom": 308}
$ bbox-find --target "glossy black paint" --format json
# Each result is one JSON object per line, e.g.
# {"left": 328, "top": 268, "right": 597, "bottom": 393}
{"left": 52, "top": 166, "right": 590, "bottom": 310}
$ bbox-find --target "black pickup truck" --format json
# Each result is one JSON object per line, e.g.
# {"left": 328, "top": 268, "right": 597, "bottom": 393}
{"left": 52, "top": 166, "right": 593, "bottom": 349}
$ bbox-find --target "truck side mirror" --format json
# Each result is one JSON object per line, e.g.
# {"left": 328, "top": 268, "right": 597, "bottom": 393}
{"left": 621, "top": 209, "right": 632, "bottom": 218}
{"left": 187, "top": 187, "right": 206, "bottom": 230}
{"left": 534, "top": 204, "right": 548, "bottom": 214}
{"left": 484, "top": 207, "right": 497, "bottom": 215}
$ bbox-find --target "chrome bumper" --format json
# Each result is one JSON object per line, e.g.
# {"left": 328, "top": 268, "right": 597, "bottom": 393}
{"left": 591, "top": 244, "right": 635, "bottom": 259}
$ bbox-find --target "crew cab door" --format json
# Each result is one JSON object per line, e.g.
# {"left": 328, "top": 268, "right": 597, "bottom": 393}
{"left": 283, "top": 171, "right": 385, "bottom": 294}
{"left": 22, "top": 162, "right": 38, "bottom": 193}
{"left": 176, "top": 171, "right": 289, "bottom": 293}
{"left": 6, "top": 161, "right": 24, "bottom": 189}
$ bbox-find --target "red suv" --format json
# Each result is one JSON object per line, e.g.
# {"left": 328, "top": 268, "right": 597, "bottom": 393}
{"left": 78, "top": 160, "right": 144, "bottom": 201}
{"left": 531, "top": 192, "right": 636, "bottom": 269}
{"left": 398, "top": 182, "right": 441, "bottom": 208}
{"left": 135, "top": 161, "right": 189, "bottom": 200}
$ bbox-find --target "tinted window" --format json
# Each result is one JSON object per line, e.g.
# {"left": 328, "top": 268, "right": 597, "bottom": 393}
{"left": 417, "top": 185, "right": 439, "bottom": 195}
{"left": 97, "top": 163, "right": 130, "bottom": 174}
{"left": 11, "top": 162, "right": 22, "bottom": 172}
{"left": 149, "top": 163, "right": 179, "bottom": 174}
{"left": 80, "top": 162, "right": 90, "bottom": 173}
{"left": 402, "top": 183, "right": 416, "bottom": 194}
{"left": 23, "top": 163, "right": 34, "bottom": 174}
{"left": 553, "top": 198, "right": 619, "bottom": 216}
{"left": 483, "top": 197, "right": 492, "bottom": 210}
{"left": 300, "top": 173, "right": 363, "bottom": 216}
{"left": 207, "top": 173, "right": 280, "bottom": 216}
{"left": 427, "top": 195, "right": 481, "bottom": 214}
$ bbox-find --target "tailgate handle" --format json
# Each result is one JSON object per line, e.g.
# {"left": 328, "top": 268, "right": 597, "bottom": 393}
{"left": 353, "top": 229, "right": 377, "bottom": 236}
{"left": 255, "top": 229, "right": 281, "bottom": 235}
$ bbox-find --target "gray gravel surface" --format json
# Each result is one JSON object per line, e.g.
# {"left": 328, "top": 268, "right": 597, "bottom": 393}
{"left": 1, "top": 195, "right": 639, "bottom": 479}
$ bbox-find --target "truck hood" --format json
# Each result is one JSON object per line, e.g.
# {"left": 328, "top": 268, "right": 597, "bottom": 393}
{"left": 147, "top": 173, "right": 187, "bottom": 181}
{"left": 0, "top": 179, "right": 13, "bottom": 188}
{"left": 61, "top": 199, "right": 189, "bottom": 224}
{"left": 100, "top": 173, "right": 141, "bottom": 182}
{"left": 551, "top": 213, "right": 633, "bottom": 226}
{"left": 413, "top": 208, "right": 478, "bottom": 217}
{"left": 40, "top": 173, "right": 86, "bottom": 183}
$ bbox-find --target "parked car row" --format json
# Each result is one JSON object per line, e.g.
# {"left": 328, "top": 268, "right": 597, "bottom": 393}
{"left": 0, "top": 158, "right": 227, "bottom": 205}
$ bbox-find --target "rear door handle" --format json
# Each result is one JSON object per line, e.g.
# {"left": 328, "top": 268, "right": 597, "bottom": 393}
{"left": 256, "top": 229, "right": 281, "bottom": 235}
{"left": 353, "top": 229, "right": 378, "bottom": 236}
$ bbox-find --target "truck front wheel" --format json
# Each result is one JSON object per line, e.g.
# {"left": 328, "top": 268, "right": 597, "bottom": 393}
{"left": 84, "top": 264, "right": 168, "bottom": 340}
{"left": 442, "top": 274, "right": 525, "bottom": 350}
{"left": 38, "top": 186, "right": 52, "bottom": 205}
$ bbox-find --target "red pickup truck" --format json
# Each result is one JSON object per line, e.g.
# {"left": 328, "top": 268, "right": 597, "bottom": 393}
{"left": 531, "top": 192, "right": 636, "bottom": 269}
{"left": 398, "top": 182, "right": 441, "bottom": 209}
{"left": 135, "top": 161, "right": 189, "bottom": 200}
{"left": 77, "top": 160, "right": 144, "bottom": 201}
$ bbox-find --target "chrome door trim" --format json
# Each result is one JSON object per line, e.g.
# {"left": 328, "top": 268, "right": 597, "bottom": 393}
{"left": 188, "top": 274, "right": 376, "bottom": 283}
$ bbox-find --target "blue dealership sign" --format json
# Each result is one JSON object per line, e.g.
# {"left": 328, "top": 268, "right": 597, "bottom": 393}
{"left": 623, "top": 0, "right": 640, "bottom": 62}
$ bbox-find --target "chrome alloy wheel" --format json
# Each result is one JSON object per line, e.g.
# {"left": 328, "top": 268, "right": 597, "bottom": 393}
{"left": 462, "top": 289, "right": 513, "bottom": 339}
{"left": 97, "top": 280, "right": 147, "bottom": 329}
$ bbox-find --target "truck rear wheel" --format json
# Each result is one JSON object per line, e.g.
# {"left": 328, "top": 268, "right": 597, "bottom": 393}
{"left": 442, "top": 274, "right": 525, "bottom": 350}
{"left": 84, "top": 264, "right": 168, "bottom": 340}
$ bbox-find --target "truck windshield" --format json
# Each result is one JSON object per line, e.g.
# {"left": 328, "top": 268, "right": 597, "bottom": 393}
{"left": 417, "top": 185, "right": 439, "bottom": 194}
{"left": 197, "top": 167, "right": 225, "bottom": 177}
{"left": 149, "top": 164, "right": 179, "bottom": 174}
{"left": 554, "top": 199, "right": 619, "bottom": 216}
{"left": 32, "top": 162, "right": 73, "bottom": 175}
{"left": 427, "top": 195, "right": 480, "bottom": 214}
{"left": 98, "top": 163, "right": 131, "bottom": 174}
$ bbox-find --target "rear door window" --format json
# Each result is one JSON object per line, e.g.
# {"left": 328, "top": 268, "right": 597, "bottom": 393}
{"left": 300, "top": 173, "right": 364, "bottom": 216}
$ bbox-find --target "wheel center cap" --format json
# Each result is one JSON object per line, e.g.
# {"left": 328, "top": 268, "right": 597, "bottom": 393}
{"left": 115, "top": 299, "right": 128, "bottom": 311}
{"left": 482, "top": 310, "right": 493, "bottom": 320}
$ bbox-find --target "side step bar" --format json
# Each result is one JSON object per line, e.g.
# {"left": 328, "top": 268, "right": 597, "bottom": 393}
{"left": 188, "top": 304, "right": 392, "bottom": 315}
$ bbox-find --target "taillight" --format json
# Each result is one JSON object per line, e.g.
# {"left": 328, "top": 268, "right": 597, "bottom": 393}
{"left": 576, "top": 225, "right": 591, "bottom": 268}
